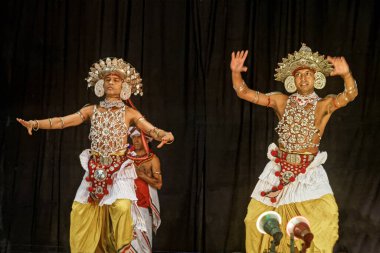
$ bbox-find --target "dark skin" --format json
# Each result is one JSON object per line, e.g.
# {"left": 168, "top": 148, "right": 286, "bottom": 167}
{"left": 230, "top": 50, "right": 358, "bottom": 154}
{"left": 132, "top": 135, "right": 162, "bottom": 190}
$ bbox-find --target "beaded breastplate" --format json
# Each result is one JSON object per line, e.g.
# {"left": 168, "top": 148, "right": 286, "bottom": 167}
{"left": 89, "top": 105, "right": 129, "bottom": 156}
{"left": 275, "top": 92, "right": 321, "bottom": 152}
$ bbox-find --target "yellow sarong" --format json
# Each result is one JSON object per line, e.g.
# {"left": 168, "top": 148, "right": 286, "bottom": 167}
{"left": 70, "top": 199, "right": 134, "bottom": 253}
{"left": 245, "top": 194, "right": 338, "bottom": 253}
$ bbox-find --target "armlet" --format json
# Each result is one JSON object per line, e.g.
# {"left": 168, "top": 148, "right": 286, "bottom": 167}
{"left": 265, "top": 91, "right": 283, "bottom": 96}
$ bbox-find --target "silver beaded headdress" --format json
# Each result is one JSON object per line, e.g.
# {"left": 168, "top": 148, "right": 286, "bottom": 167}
{"left": 85, "top": 57, "right": 143, "bottom": 97}
{"left": 274, "top": 43, "right": 334, "bottom": 93}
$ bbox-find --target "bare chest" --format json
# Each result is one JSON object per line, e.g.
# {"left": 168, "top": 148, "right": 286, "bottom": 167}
{"left": 135, "top": 160, "right": 153, "bottom": 176}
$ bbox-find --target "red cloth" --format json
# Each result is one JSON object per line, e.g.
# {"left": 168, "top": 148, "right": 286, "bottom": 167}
{"left": 135, "top": 178, "right": 150, "bottom": 208}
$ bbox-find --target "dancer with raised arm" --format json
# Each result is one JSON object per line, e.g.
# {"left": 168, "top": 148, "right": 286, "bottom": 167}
{"left": 230, "top": 44, "right": 357, "bottom": 252}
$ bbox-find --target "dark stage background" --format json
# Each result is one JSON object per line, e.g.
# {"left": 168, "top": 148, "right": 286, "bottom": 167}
{"left": 1, "top": 0, "right": 380, "bottom": 252}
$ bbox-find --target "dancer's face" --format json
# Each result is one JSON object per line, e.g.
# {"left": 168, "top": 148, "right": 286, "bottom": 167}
{"left": 294, "top": 68, "right": 315, "bottom": 95}
{"left": 104, "top": 73, "right": 123, "bottom": 98}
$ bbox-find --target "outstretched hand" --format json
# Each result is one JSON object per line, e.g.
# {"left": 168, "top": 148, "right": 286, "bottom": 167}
{"left": 157, "top": 132, "right": 174, "bottom": 148}
{"left": 327, "top": 56, "right": 350, "bottom": 77}
{"left": 16, "top": 118, "right": 34, "bottom": 135}
{"left": 230, "top": 50, "right": 249, "bottom": 73}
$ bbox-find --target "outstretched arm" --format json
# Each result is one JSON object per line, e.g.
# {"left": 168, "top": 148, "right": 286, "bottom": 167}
{"left": 126, "top": 108, "right": 174, "bottom": 148}
{"left": 327, "top": 56, "right": 358, "bottom": 110}
{"left": 17, "top": 105, "right": 93, "bottom": 135}
{"left": 230, "top": 50, "right": 287, "bottom": 109}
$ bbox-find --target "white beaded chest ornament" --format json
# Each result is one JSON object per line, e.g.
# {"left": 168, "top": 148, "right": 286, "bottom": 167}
{"left": 275, "top": 92, "right": 321, "bottom": 152}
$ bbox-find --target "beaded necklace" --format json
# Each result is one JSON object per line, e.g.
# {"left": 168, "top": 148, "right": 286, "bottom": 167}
{"left": 99, "top": 99, "right": 125, "bottom": 109}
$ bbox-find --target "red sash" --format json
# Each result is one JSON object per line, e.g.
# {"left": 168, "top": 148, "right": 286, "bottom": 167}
{"left": 135, "top": 178, "right": 150, "bottom": 208}
{"left": 85, "top": 153, "right": 129, "bottom": 202}
{"left": 133, "top": 153, "right": 155, "bottom": 208}
{"left": 261, "top": 149, "right": 315, "bottom": 203}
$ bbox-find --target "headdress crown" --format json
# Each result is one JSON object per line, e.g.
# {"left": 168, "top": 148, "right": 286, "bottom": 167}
{"left": 274, "top": 43, "right": 333, "bottom": 83}
{"left": 86, "top": 57, "right": 143, "bottom": 96}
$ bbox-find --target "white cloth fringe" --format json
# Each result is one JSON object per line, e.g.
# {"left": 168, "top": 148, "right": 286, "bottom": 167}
{"left": 251, "top": 143, "right": 333, "bottom": 207}
{"left": 73, "top": 149, "right": 147, "bottom": 233}
{"left": 74, "top": 149, "right": 138, "bottom": 205}
{"left": 148, "top": 185, "right": 161, "bottom": 234}
{"left": 131, "top": 207, "right": 152, "bottom": 253}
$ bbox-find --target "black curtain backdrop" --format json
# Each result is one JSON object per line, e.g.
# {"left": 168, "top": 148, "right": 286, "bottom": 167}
{"left": 1, "top": 0, "right": 379, "bottom": 252}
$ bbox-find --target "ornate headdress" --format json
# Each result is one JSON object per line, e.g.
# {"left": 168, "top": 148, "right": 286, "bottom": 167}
{"left": 85, "top": 57, "right": 143, "bottom": 99}
{"left": 274, "top": 43, "right": 333, "bottom": 93}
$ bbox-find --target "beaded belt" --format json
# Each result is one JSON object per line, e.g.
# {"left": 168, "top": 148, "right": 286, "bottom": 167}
{"left": 85, "top": 151, "right": 131, "bottom": 202}
{"left": 277, "top": 149, "right": 315, "bottom": 164}
{"left": 260, "top": 149, "right": 316, "bottom": 203}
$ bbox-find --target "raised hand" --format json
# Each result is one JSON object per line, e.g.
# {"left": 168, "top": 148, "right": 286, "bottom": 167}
{"left": 230, "top": 50, "right": 249, "bottom": 73}
{"left": 16, "top": 118, "right": 35, "bottom": 135}
{"left": 327, "top": 56, "right": 350, "bottom": 77}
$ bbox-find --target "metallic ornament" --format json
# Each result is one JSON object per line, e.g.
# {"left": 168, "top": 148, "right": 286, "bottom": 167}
{"left": 275, "top": 93, "right": 320, "bottom": 152}
{"left": 99, "top": 99, "right": 125, "bottom": 109}
{"left": 282, "top": 171, "right": 295, "bottom": 183}
{"left": 95, "top": 186, "right": 104, "bottom": 194}
{"left": 85, "top": 57, "right": 144, "bottom": 97}
{"left": 284, "top": 76, "right": 297, "bottom": 93}
{"left": 286, "top": 153, "right": 302, "bottom": 164}
{"left": 89, "top": 106, "right": 129, "bottom": 156}
{"left": 94, "top": 169, "right": 107, "bottom": 181}
{"left": 314, "top": 71, "right": 326, "bottom": 89}
{"left": 120, "top": 83, "right": 131, "bottom": 100}
{"left": 99, "top": 155, "right": 113, "bottom": 166}
{"left": 274, "top": 43, "right": 333, "bottom": 86}
{"left": 94, "top": 80, "right": 105, "bottom": 97}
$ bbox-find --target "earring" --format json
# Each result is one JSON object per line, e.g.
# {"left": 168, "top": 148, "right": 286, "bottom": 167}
{"left": 94, "top": 79, "right": 105, "bottom": 97}
{"left": 120, "top": 83, "right": 131, "bottom": 100}
{"left": 284, "top": 76, "right": 297, "bottom": 93}
{"left": 314, "top": 71, "right": 326, "bottom": 89}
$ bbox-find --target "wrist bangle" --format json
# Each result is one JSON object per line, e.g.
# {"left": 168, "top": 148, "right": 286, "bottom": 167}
{"left": 32, "top": 120, "right": 39, "bottom": 131}
{"left": 234, "top": 81, "right": 248, "bottom": 93}
{"left": 334, "top": 96, "right": 341, "bottom": 108}
{"left": 252, "top": 91, "right": 259, "bottom": 103}
{"left": 345, "top": 80, "right": 357, "bottom": 92}
{"left": 165, "top": 138, "right": 174, "bottom": 144}
{"left": 148, "top": 127, "right": 163, "bottom": 139}
{"left": 59, "top": 117, "right": 65, "bottom": 129}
